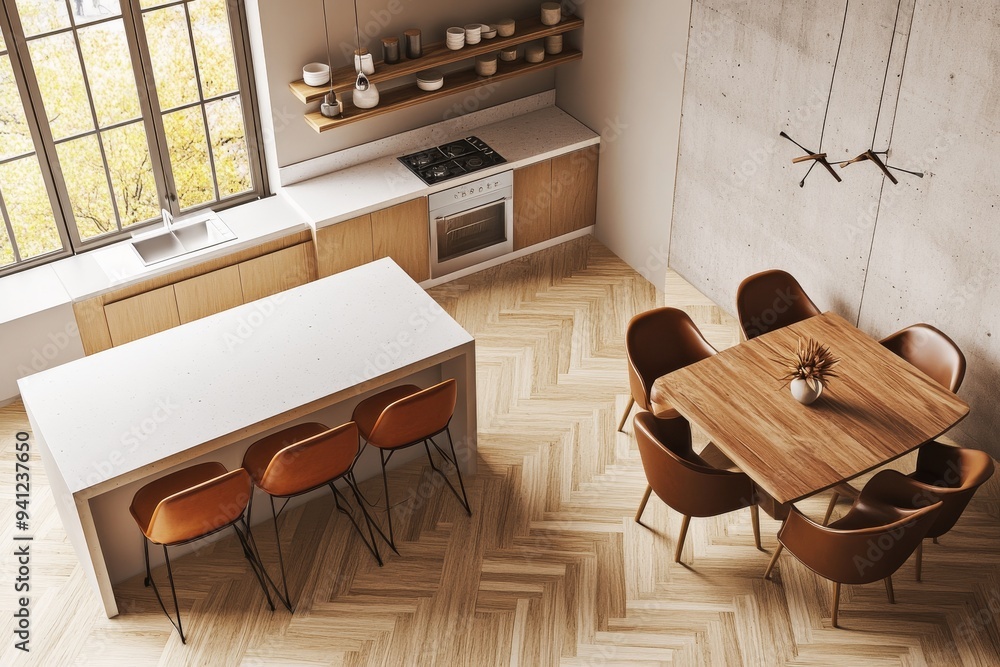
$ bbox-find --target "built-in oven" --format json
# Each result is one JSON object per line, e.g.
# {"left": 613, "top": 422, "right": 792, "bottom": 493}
{"left": 428, "top": 170, "right": 513, "bottom": 279}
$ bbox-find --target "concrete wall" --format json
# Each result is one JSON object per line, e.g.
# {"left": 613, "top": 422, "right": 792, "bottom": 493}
{"left": 556, "top": 0, "right": 692, "bottom": 289}
{"left": 247, "top": 0, "right": 553, "bottom": 178}
{"left": 670, "top": 0, "right": 1000, "bottom": 455}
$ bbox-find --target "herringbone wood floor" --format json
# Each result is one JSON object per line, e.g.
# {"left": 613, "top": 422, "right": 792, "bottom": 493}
{"left": 2, "top": 237, "right": 999, "bottom": 666}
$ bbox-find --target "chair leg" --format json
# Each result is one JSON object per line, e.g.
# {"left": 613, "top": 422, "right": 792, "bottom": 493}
{"left": 831, "top": 582, "right": 841, "bottom": 628}
{"left": 750, "top": 504, "right": 762, "bottom": 550}
{"left": 233, "top": 522, "right": 276, "bottom": 613}
{"left": 267, "top": 496, "right": 293, "bottom": 611}
{"left": 634, "top": 484, "right": 652, "bottom": 524}
{"left": 884, "top": 575, "right": 895, "bottom": 604}
{"left": 617, "top": 396, "right": 635, "bottom": 433}
{"left": 330, "top": 480, "right": 383, "bottom": 566}
{"left": 443, "top": 427, "right": 472, "bottom": 516}
{"left": 764, "top": 544, "right": 783, "bottom": 580}
{"left": 422, "top": 429, "right": 472, "bottom": 517}
{"left": 822, "top": 492, "right": 839, "bottom": 525}
{"left": 674, "top": 515, "right": 691, "bottom": 563}
{"left": 380, "top": 449, "right": 397, "bottom": 552}
{"left": 144, "top": 543, "right": 187, "bottom": 644}
{"left": 142, "top": 536, "right": 152, "bottom": 588}
{"left": 915, "top": 541, "right": 923, "bottom": 582}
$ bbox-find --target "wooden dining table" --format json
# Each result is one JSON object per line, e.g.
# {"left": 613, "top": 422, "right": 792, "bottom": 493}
{"left": 653, "top": 312, "right": 970, "bottom": 509}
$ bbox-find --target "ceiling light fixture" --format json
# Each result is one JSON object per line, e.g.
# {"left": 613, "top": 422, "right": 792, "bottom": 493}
{"left": 780, "top": 0, "right": 850, "bottom": 187}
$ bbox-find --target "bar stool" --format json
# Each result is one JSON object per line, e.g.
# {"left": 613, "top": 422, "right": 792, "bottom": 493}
{"left": 129, "top": 462, "right": 274, "bottom": 644}
{"left": 351, "top": 379, "right": 471, "bottom": 551}
{"left": 242, "top": 421, "right": 382, "bottom": 611}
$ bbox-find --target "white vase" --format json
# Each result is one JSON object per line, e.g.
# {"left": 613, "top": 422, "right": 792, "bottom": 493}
{"left": 352, "top": 82, "right": 379, "bottom": 109}
{"left": 790, "top": 377, "right": 823, "bottom": 405}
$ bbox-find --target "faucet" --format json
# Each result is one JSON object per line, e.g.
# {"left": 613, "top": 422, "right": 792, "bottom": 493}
{"left": 161, "top": 208, "right": 174, "bottom": 232}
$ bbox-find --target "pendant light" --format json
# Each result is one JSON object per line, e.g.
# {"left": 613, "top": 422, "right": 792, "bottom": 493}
{"left": 319, "top": 0, "right": 341, "bottom": 118}
{"left": 351, "top": 0, "right": 380, "bottom": 109}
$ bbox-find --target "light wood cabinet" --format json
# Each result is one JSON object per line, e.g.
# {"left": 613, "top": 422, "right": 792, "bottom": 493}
{"left": 73, "top": 298, "right": 113, "bottom": 355}
{"left": 513, "top": 160, "right": 553, "bottom": 251}
{"left": 371, "top": 197, "right": 430, "bottom": 283}
{"left": 315, "top": 214, "right": 374, "bottom": 278}
{"left": 104, "top": 286, "right": 181, "bottom": 347}
{"left": 174, "top": 265, "right": 245, "bottom": 324}
{"left": 239, "top": 242, "right": 317, "bottom": 302}
{"left": 551, "top": 146, "right": 599, "bottom": 238}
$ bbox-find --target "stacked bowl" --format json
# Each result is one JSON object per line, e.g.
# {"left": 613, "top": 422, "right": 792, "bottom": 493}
{"left": 446, "top": 27, "right": 465, "bottom": 50}
{"left": 303, "top": 62, "right": 330, "bottom": 87}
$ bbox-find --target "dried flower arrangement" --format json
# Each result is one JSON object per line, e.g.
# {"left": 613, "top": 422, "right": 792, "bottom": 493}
{"left": 777, "top": 338, "right": 840, "bottom": 387}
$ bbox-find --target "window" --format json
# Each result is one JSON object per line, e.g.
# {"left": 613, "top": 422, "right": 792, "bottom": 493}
{"left": 0, "top": 0, "right": 265, "bottom": 276}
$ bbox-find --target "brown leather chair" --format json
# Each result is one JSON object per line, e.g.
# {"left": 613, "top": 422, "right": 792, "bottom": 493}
{"left": 735, "top": 269, "right": 821, "bottom": 340}
{"left": 764, "top": 470, "right": 942, "bottom": 628}
{"left": 129, "top": 462, "right": 274, "bottom": 643}
{"left": 881, "top": 323, "right": 966, "bottom": 393}
{"left": 633, "top": 411, "right": 761, "bottom": 563}
{"left": 618, "top": 307, "right": 717, "bottom": 432}
{"left": 352, "top": 379, "right": 471, "bottom": 551}
{"left": 823, "top": 324, "right": 968, "bottom": 524}
{"left": 242, "top": 421, "right": 381, "bottom": 610}
{"left": 896, "top": 442, "right": 994, "bottom": 580}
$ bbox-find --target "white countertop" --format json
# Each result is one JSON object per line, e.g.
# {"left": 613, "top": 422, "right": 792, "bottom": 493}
{"left": 17, "top": 258, "right": 473, "bottom": 495}
{"left": 49, "top": 192, "right": 309, "bottom": 303}
{"left": 0, "top": 103, "right": 598, "bottom": 321}
{"left": 283, "top": 106, "right": 600, "bottom": 228}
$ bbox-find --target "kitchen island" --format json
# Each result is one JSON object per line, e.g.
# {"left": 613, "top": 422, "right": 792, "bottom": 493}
{"left": 17, "top": 259, "right": 477, "bottom": 618}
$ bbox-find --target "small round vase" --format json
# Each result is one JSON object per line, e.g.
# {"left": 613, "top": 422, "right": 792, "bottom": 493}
{"left": 790, "top": 377, "right": 823, "bottom": 405}
{"left": 352, "top": 82, "right": 379, "bottom": 109}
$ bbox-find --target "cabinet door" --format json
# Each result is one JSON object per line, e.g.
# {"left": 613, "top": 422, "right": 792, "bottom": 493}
{"left": 513, "top": 160, "right": 552, "bottom": 251}
{"left": 104, "top": 285, "right": 181, "bottom": 346}
{"left": 239, "top": 242, "right": 317, "bottom": 302}
{"left": 371, "top": 197, "right": 430, "bottom": 282}
{"left": 551, "top": 146, "right": 599, "bottom": 238}
{"left": 174, "top": 265, "right": 245, "bottom": 324}
{"left": 74, "top": 297, "right": 113, "bottom": 355}
{"left": 316, "top": 214, "right": 374, "bottom": 278}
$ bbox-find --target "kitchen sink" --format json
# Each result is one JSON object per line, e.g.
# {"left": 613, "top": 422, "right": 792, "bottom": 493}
{"left": 131, "top": 213, "right": 237, "bottom": 266}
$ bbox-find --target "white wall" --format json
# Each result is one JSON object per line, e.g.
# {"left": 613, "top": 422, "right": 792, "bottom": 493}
{"left": 669, "top": 0, "right": 1000, "bottom": 455}
{"left": 555, "top": 0, "right": 692, "bottom": 289}
{"left": 247, "top": 0, "right": 555, "bottom": 178}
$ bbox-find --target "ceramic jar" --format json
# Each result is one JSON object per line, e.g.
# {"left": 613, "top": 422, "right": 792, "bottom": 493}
{"left": 790, "top": 377, "right": 823, "bottom": 405}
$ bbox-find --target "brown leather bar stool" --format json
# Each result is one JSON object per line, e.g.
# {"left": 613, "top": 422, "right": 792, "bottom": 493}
{"left": 618, "top": 307, "right": 717, "bottom": 432}
{"left": 129, "top": 462, "right": 275, "bottom": 643}
{"left": 764, "top": 470, "right": 942, "bottom": 628}
{"left": 633, "top": 411, "right": 761, "bottom": 563}
{"left": 242, "top": 421, "right": 382, "bottom": 611}
{"left": 351, "top": 379, "right": 471, "bottom": 552}
{"left": 735, "top": 269, "right": 821, "bottom": 340}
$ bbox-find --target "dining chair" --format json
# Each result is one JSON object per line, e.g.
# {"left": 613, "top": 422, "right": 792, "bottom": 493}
{"left": 129, "top": 462, "right": 275, "bottom": 643}
{"left": 764, "top": 470, "right": 942, "bottom": 628}
{"left": 895, "top": 441, "right": 994, "bottom": 580}
{"left": 823, "top": 323, "right": 967, "bottom": 524}
{"left": 242, "top": 421, "right": 382, "bottom": 611}
{"left": 352, "top": 379, "right": 471, "bottom": 552}
{"left": 881, "top": 323, "right": 966, "bottom": 393}
{"left": 633, "top": 411, "right": 761, "bottom": 563}
{"left": 735, "top": 269, "right": 821, "bottom": 340}
{"left": 617, "top": 307, "right": 717, "bottom": 432}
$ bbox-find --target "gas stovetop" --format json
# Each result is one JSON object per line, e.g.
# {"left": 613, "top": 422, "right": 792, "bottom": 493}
{"left": 399, "top": 136, "right": 506, "bottom": 185}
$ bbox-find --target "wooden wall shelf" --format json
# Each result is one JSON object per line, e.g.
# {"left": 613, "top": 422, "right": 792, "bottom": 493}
{"left": 304, "top": 49, "right": 582, "bottom": 132}
{"left": 289, "top": 15, "right": 584, "bottom": 103}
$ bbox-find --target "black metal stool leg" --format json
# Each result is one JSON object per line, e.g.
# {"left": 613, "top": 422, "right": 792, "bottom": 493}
{"left": 444, "top": 427, "right": 471, "bottom": 515}
{"left": 380, "top": 449, "right": 397, "bottom": 552}
{"left": 233, "top": 522, "right": 276, "bottom": 612}
{"left": 346, "top": 473, "right": 387, "bottom": 564}
{"left": 329, "top": 481, "right": 382, "bottom": 566}
{"left": 423, "top": 429, "right": 472, "bottom": 516}
{"left": 142, "top": 536, "right": 152, "bottom": 587}
{"left": 266, "top": 496, "right": 292, "bottom": 611}
{"left": 161, "top": 545, "right": 186, "bottom": 644}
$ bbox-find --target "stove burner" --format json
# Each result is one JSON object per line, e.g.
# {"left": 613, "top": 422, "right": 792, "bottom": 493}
{"left": 399, "top": 136, "right": 506, "bottom": 185}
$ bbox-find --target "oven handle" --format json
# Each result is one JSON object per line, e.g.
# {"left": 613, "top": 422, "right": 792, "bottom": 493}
{"left": 434, "top": 196, "right": 509, "bottom": 224}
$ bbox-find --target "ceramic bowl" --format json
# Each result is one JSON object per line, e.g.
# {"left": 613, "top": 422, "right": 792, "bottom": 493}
{"left": 302, "top": 62, "right": 330, "bottom": 86}
{"left": 496, "top": 18, "right": 515, "bottom": 37}
{"left": 416, "top": 69, "right": 444, "bottom": 91}
{"left": 464, "top": 23, "right": 482, "bottom": 44}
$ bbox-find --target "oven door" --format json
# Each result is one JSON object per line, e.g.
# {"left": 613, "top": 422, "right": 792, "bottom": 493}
{"left": 430, "top": 188, "right": 513, "bottom": 279}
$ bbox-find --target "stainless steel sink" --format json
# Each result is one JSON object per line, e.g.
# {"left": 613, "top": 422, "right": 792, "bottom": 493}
{"left": 131, "top": 214, "right": 237, "bottom": 266}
